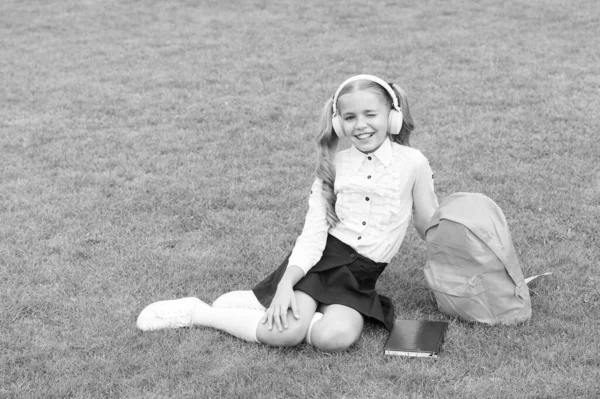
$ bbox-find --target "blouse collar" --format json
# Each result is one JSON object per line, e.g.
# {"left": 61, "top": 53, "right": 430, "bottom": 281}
{"left": 348, "top": 137, "right": 393, "bottom": 172}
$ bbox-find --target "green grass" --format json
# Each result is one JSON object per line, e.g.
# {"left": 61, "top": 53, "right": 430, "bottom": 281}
{"left": 1, "top": 0, "right": 599, "bottom": 397}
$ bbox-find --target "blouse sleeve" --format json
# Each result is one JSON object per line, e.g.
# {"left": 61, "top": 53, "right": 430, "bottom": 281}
{"left": 412, "top": 155, "right": 439, "bottom": 240}
{"left": 287, "top": 178, "right": 330, "bottom": 275}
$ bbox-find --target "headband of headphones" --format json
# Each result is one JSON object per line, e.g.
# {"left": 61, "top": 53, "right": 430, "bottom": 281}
{"left": 331, "top": 74, "right": 403, "bottom": 136}
{"left": 331, "top": 74, "right": 401, "bottom": 117}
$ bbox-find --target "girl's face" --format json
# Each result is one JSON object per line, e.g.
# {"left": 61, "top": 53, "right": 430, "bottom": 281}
{"left": 337, "top": 90, "right": 390, "bottom": 154}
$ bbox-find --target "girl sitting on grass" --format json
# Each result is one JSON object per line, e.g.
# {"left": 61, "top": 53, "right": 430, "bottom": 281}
{"left": 137, "top": 74, "right": 439, "bottom": 352}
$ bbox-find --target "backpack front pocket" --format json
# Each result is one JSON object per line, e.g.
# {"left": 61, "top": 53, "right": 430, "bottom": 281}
{"left": 424, "top": 266, "right": 496, "bottom": 323}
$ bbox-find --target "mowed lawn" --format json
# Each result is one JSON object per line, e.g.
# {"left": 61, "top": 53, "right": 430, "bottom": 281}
{"left": 1, "top": 0, "right": 599, "bottom": 398}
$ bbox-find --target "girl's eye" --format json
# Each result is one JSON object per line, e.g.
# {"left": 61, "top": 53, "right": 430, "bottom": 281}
{"left": 367, "top": 113, "right": 377, "bottom": 117}
{"left": 344, "top": 116, "right": 355, "bottom": 121}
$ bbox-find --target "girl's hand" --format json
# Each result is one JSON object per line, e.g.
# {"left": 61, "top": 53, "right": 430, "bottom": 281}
{"left": 261, "top": 282, "right": 300, "bottom": 332}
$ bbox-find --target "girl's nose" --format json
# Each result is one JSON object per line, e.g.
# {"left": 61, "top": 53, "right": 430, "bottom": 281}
{"left": 356, "top": 116, "right": 367, "bottom": 130}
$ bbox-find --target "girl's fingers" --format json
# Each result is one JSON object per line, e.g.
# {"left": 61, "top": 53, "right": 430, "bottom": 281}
{"left": 290, "top": 296, "right": 300, "bottom": 319}
{"left": 281, "top": 306, "right": 288, "bottom": 329}
{"left": 266, "top": 308, "right": 274, "bottom": 330}
{"left": 265, "top": 301, "right": 296, "bottom": 332}
{"left": 273, "top": 307, "right": 282, "bottom": 331}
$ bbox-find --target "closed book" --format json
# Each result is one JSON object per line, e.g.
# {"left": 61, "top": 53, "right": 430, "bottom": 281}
{"left": 384, "top": 319, "right": 448, "bottom": 358}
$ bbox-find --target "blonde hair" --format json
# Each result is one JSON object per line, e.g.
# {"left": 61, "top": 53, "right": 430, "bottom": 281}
{"left": 315, "top": 79, "right": 415, "bottom": 228}
{"left": 315, "top": 97, "right": 340, "bottom": 227}
{"left": 389, "top": 83, "right": 414, "bottom": 147}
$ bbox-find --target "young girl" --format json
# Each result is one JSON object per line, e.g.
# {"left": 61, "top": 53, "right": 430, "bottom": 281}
{"left": 137, "top": 74, "right": 439, "bottom": 352}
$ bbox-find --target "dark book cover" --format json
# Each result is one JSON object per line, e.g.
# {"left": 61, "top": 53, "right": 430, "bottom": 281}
{"left": 384, "top": 319, "right": 449, "bottom": 358}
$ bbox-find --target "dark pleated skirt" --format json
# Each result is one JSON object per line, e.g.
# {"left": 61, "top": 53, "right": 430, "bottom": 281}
{"left": 252, "top": 234, "right": 395, "bottom": 331}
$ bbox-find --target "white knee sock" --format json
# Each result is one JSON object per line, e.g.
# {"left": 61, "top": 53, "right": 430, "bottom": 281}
{"left": 212, "top": 290, "right": 267, "bottom": 311}
{"left": 304, "top": 312, "right": 324, "bottom": 346}
{"left": 192, "top": 304, "right": 264, "bottom": 343}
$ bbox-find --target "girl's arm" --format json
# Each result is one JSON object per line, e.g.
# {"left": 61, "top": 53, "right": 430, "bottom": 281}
{"left": 412, "top": 156, "right": 439, "bottom": 240}
{"left": 287, "top": 179, "right": 330, "bottom": 274}
{"left": 262, "top": 179, "right": 329, "bottom": 331}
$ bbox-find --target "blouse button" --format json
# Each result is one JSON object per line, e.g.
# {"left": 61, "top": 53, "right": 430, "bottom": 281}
{"left": 368, "top": 156, "right": 372, "bottom": 160}
{"left": 365, "top": 197, "right": 370, "bottom": 201}
{"left": 362, "top": 221, "right": 366, "bottom": 225}
{"left": 358, "top": 236, "right": 362, "bottom": 240}
{"left": 367, "top": 175, "right": 371, "bottom": 179}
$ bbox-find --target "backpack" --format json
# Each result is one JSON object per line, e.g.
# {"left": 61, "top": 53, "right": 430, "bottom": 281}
{"left": 423, "top": 192, "right": 532, "bottom": 325}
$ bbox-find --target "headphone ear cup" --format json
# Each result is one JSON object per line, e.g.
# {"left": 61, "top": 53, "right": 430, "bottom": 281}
{"left": 332, "top": 114, "right": 343, "bottom": 137}
{"left": 387, "top": 109, "right": 403, "bottom": 135}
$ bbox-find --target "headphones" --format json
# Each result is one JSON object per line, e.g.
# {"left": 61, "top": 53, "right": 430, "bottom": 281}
{"left": 331, "top": 74, "right": 403, "bottom": 137}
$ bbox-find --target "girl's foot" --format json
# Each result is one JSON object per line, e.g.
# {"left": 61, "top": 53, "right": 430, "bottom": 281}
{"left": 136, "top": 297, "right": 207, "bottom": 331}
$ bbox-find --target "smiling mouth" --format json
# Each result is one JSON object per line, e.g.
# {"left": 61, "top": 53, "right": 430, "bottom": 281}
{"left": 355, "top": 132, "right": 375, "bottom": 140}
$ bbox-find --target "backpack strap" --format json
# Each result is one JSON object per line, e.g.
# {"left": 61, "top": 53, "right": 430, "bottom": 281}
{"left": 524, "top": 272, "right": 553, "bottom": 285}
{"left": 475, "top": 227, "right": 525, "bottom": 287}
{"left": 425, "top": 207, "right": 442, "bottom": 234}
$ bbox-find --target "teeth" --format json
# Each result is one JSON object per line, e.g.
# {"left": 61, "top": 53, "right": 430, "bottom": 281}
{"left": 356, "top": 133, "right": 374, "bottom": 139}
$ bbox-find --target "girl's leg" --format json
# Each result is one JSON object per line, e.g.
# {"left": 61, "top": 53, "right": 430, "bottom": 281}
{"left": 212, "top": 290, "right": 267, "bottom": 311}
{"left": 256, "top": 290, "right": 318, "bottom": 347}
{"left": 136, "top": 290, "right": 318, "bottom": 347}
{"left": 136, "top": 297, "right": 265, "bottom": 343}
{"left": 206, "top": 289, "right": 318, "bottom": 346}
{"left": 308, "top": 304, "right": 364, "bottom": 352}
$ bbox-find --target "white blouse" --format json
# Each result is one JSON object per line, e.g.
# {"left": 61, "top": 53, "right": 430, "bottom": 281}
{"left": 288, "top": 138, "right": 439, "bottom": 275}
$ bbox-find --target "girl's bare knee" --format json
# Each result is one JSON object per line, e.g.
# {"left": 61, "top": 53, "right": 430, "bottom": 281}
{"left": 312, "top": 323, "right": 361, "bottom": 352}
{"left": 257, "top": 317, "right": 307, "bottom": 347}
{"left": 256, "top": 290, "right": 317, "bottom": 347}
